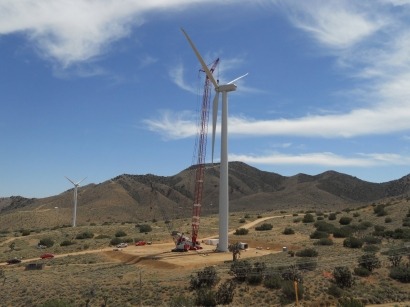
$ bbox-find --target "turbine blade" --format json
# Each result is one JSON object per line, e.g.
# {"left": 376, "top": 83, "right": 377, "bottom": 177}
{"left": 65, "top": 176, "right": 76, "bottom": 186}
{"left": 212, "top": 93, "right": 219, "bottom": 164}
{"left": 76, "top": 177, "right": 87, "bottom": 185}
{"left": 228, "top": 73, "right": 249, "bottom": 85}
{"left": 180, "top": 28, "right": 218, "bottom": 89}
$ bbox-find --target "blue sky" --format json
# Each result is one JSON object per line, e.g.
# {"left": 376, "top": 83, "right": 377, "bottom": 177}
{"left": 2, "top": 0, "right": 410, "bottom": 198}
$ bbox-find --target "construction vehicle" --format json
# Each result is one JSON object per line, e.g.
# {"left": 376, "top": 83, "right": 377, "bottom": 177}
{"left": 172, "top": 58, "right": 220, "bottom": 252}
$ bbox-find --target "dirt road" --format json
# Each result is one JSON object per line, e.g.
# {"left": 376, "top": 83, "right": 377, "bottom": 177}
{"left": 2, "top": 215, "right": 283, "bottom": 268}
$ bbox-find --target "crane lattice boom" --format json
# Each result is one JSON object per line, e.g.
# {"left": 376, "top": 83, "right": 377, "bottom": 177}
{"left": 191, "top": 58, "right": 219, "bottom": 246}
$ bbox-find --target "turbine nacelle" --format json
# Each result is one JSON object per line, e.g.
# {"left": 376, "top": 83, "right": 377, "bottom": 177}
{"left": 216, "top": 84, "right": 237, "bottom": 92}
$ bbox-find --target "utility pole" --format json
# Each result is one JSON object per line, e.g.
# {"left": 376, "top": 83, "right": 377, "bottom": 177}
{"left": 294, "top": 280, "right": 299, "bottom": 306}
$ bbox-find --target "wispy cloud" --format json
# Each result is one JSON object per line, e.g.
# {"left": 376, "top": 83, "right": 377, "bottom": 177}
{"left": 143, "top": 110, "right": 197, "bottom": 140}
{"left": 0, "top": 0, "right": 223, "bottom": 67}
{"left": 138, "top": 55, "right": 158, "bottom": 68}
{"left": 145, "top": 102, "right": 410, "bottom": 139}
{"left": 149, "top": 1, "right": 410, "bottom": 141}
{"left": 230, "top": 151, "right": 410, "bottom": 167}
{"left": 282, "top": 0, "right": 384, "bottom": 50}
{"left": 168, "top": 63, "right": 196, "bottom": 94}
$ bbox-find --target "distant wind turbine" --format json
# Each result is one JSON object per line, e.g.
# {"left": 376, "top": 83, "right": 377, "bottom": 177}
{"left": 65, "top": 176, "right": 87, "bottom": 227}
{"left": 181, "top": 28, "right": 247, "bottom": 252}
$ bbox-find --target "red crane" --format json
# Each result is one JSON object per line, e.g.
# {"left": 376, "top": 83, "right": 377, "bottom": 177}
{"left": 190, "top": 58, "right": 219, "bottom": 247}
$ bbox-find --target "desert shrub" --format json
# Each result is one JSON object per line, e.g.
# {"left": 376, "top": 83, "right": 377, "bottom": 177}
{"left": 343, "top": 237, "right": 363, "bottom": 249}
{"left": 138, "top": 224, "right": 152, "bottom": 233}
{"left": 215, "top": 280, "right": 236, "bottom": 305}
{"left": 314, "top": 221, "right": 335, "bottom": 233}
{"left": 316, "top": 216, "right": 324, "bottom": 220}
{"left": 234, "top": 228, "right": 249, "bottom": 235}
{"left": 263, "top": 273, "right": 282, "bottom": 289}
{"left": 310, "top": 230, "right": 329, "bottom": 239}
{"left": 337, "top": 297, "right": 365, "bottom": 307}
{"left": 333, "top": 227, "right": 353, "bottom": 238}
{"left": 60, "top": 240, "right": 75, "bottom": 247}
{"left": 169, "top": 295, "right": 193, "bottom": 307}
{"left": 402, "top": 217, "right": 410, "bottom": 227}
{"left": 293, "top": 217, "right": 302, "bottom": 223}
{"left": 283, "top": 228, "right": 295, "bottom": 235}
{"left": 109, "top": 237, "right": 122, "bottom": 246}
{"left": 281, "top": 280, "right": 304, "bottom": 302}
{"left": 385, "top": 217, "right": 392, "bottom": 223}
{"left": 354, "top": 267, "right": 371, "bottom": 277}
{"left": 21, "top": 229, "right": 31, "bottom": 236}
{"left": 328, "top": 213, "right": 337, "bottom": 220}
{"left": 358, "top": 221, "right": 372, "bottom": 229}
{"left": 75, "top": 231, "right": 94, "bottom": 239}
{"left": 353, "top": 212, "right": 360, "bottom": 217}
{"left": 385, "top": 247, "right": 407, "bottom": 267}
{"left": 374, "top": 225, "right": 386, "bottom": 232}
{"left": 296, "top": 248, "right": 318, "bottom": 257}
{"left": 296, "top": 258, "right": 317, "bottom": 271}
{"left": 194, "top": 288, "right": 216, "bottom": 307}
{"left": 373, "top": 204, "right": 387, "bottom": 216}
{"left": 114, "top": 230, "right": 127, "bottom": 237}
{"left": 333, "top": 266, "right": 354, "bottom": 288}
{"left": 239, "top": 218, "right": 246, "bottom": 223}
{"left": 229, "top": 260, "right": 251, "bottom": 282}
{"left": 314, "top": 238, "right": 333, "bottom": 246}
{"left": 255, "top": 223, "right": 273, "bottom": 231}
{"left": 358, "top": 253, "right": 381, "bottom": 272}
{"left": 190, "top": 266, "right": 219, "bottom": 290}
{"left": 302, "top": 213, "right": 315, "bottom": 223}
{"left": 94, "top": 234, "right": 110, "bottom": 239}
{"left": 247, "top": 262, "right": 266, "bottom": 285}
{"left": 372, "top": 225, "right": 386, "bottom": 237}
{"left": 389, "top": 265, "right": 410, "bottom": 283}
{"left": 39, "top": 238, "right": 54, "bottom": 248}
{"left": 362, "top": 235, "right": 381, "bottom": 245}
{"left": 362, "top": 245, "right": 379, "bottom": 253}
{"left": 328, "top": 284, "right": 343, "bottom": 298}
{"left": 122, "top": 237, "right": 134, "bottom": 243}
{"left": 339, "top": 217, "right": 352, "bottom": 225}
{"left": 391, "top": 228, "right": 410, "bottom": 239}
{"left": 281, "top": 265, "right": 303, "bottom": 283}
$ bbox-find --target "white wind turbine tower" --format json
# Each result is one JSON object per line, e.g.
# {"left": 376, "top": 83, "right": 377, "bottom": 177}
{"left": 65, "top": 176, "right": 87, "bottom": 227}
{"left": 181, "top": 28, "right": 247, "bottom": 252}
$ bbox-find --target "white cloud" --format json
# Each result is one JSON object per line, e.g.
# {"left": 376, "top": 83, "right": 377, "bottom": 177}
{"left": 143, "top": 110, "right": 197, "bottom": 140}
{"left": 281, "top": 0, "right": 384, "bottom": 49}
{"left": 0, "top": 0, "right": 224, "bottom": 67}
{"left": 381, "top": 0, "right": 410, "bottom": 6}
{"left": 138, "top": 55, "right": 158, "bottom": 68}
{"left": 230, "top": 151, "right": 410, "bottom": 167}
{"left": 168, "top": 63, "right": 196, "bottom": 94}
{"left": 146, "top": 101, "right": 410, "bottom": 139}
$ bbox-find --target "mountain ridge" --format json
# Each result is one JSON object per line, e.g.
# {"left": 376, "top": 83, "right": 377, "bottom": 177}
{"left": 1, "top": 161, "right": 409, "bottom": 229}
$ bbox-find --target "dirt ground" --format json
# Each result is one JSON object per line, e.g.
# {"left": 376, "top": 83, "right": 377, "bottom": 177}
{"left": 102, "top": 240, "right": 279, "bottom": 271}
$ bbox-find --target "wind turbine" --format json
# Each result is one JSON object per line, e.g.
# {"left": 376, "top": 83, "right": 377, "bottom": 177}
{"left": 181, "top": 28, "right": 247, "bottom": 252}
{"left": 65, "top": 176, "right": 86, "bottom": 227}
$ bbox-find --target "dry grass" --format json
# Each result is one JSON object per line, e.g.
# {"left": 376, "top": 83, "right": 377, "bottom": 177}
{"left": 0, "top": 200, "right": 410, "bottom": 306}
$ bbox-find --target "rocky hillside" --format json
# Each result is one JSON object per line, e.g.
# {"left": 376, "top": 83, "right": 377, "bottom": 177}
{"left": 1, "top": 161, "right": 410, "bottom": 229}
